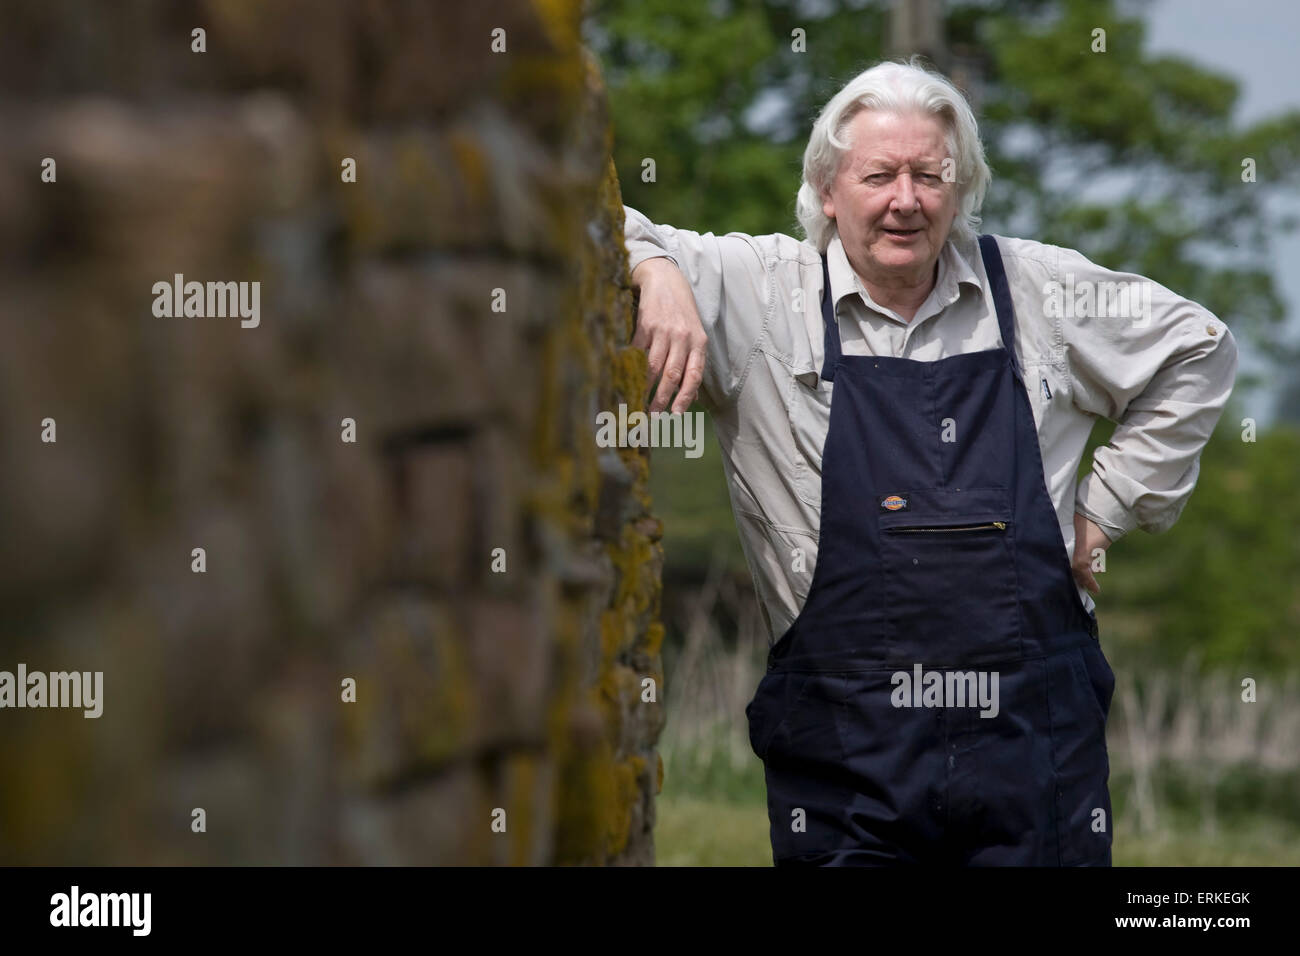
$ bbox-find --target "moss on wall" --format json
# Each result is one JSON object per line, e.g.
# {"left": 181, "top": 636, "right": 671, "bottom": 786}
{"left": 0, "top": 0, "right": 663, "bottom": 865}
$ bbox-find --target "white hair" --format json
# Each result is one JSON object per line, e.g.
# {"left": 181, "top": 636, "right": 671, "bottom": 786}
{"left": 795, "top": 57, "right": 991, "bottom": 252}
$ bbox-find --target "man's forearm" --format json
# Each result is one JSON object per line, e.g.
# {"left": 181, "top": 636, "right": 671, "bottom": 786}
{"left": 631, "top": 255, "right": 679, "bottom": 290}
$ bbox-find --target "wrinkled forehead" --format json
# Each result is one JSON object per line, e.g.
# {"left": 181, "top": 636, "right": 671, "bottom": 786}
{"left": 838, "top": 109, "right": 952, "bottom": 170}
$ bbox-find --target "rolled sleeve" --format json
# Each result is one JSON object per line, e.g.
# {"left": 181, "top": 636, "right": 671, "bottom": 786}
{"left": 621, "top": 205, "right": 771, "bottom": 409}
{"left": 1059, "top": 246, "right": 1239, "bottom": 540}
{"left": 624, "top": 205, "right": 679, "bottom": 274}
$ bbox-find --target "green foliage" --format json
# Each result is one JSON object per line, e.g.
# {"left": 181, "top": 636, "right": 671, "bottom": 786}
{"left": 1087, "top": 413, "right": 1300, "bottom": 671}
{"left": 588, "top": 0, "right": 889, "bottom": 236}
{"left": 965, "top": 0, "right": 1300, "bottom": 346}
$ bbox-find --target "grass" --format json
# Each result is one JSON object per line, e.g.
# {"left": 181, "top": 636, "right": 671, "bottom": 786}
{"left": 1115, "top": 822, "right": 1300, "bottom": 866}
{"left": 655, "top": 792, "right": 1300, "bottom": 866}
{"left": 655, "top": 796, "right": 772, "bottom": 866}
{"left": 653, "top": 739, "right": 1300, "bottom": 866}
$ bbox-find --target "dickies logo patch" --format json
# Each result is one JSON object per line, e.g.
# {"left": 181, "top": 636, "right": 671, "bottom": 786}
{"left": 880, "top": 494, "right": 909, "bottom": 512}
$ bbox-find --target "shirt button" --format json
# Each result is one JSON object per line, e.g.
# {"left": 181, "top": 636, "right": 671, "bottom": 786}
{"left": 1207, "top": 324, "right": 1218, "bottom": 336}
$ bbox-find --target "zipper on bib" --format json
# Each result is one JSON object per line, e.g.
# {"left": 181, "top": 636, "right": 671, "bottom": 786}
{"left": 888, "top": 521, "right": 1007, "bottom": 533}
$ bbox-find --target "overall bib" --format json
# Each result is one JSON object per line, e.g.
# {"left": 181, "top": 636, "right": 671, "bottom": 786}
{"left": 745, "top": 235, "right": 1116, "bottom": 866}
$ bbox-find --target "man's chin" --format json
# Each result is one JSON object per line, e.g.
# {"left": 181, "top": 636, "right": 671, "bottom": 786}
{"left": 870, "top": 246, "right": 929, "bottom": 269}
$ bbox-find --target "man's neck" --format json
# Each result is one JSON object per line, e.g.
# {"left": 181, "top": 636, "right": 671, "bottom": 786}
{"left": 852, "top": 256, "right": 940, "bottom": 323}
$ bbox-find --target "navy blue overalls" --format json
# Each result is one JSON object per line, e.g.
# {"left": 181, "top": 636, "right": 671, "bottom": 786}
{"left": 745, "top": 235, "right": 1116, "bottom": 866}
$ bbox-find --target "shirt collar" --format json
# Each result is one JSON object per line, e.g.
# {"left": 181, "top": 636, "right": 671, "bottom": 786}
{"left": 825, "top": 232, "right": 983, "bottom": 320}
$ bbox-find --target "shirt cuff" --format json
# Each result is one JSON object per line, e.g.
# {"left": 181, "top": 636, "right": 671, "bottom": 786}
{"left": 1075, "top": 473, "right": 1137, "bottom": 544}
{"left": 626, "top": 244, "right": 678, "bottom": 276}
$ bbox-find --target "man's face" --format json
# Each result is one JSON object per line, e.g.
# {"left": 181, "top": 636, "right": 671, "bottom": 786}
{"left": 821, "top": 110, "right": 959, "bottom": 286}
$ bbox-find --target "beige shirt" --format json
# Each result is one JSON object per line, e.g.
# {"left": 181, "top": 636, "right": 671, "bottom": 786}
{"left": 623, "top": 205, "right": 1238, "bottom": 643}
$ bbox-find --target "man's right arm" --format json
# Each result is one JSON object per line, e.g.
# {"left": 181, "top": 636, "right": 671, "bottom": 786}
{"left": 624, "top": 205, "right": 769, "bottom": 413}
{"left": 625, "top": 205, "right": 679, "bottom": 276}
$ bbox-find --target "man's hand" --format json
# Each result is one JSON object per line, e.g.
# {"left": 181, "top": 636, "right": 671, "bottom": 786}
{"left": 1071, "top": 511, "right": 1113, "bottom": 596}
{"left": 630, "top": 257, "right": 708, "bottom": 414}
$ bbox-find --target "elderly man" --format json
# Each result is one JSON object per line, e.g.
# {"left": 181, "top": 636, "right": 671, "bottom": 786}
{"left": 624, "top": 59, "right": 1237, "bottom": 866}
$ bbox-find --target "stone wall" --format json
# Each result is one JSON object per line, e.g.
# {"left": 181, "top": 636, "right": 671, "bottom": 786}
{"left": 0, "top": 0, "right": 664, "bottom": 865}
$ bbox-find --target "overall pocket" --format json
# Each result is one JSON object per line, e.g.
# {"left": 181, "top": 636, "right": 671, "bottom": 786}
{"left": 879, "top": 508, "right": 1020, "bottom": 664}
{"left": 746, "top": 670, "right": 847, "bottom": 764}
{"left": 1046, "top": 646, "right": 1114, "bottom": 865}
{"left": 1078, "top": 638, "right": 1116, "bottom": 728}
{"left": 747, "top": 669, "right": 856, "bottom": 863}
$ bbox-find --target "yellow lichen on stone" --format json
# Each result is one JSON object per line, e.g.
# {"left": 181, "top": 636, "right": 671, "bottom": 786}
{"left": 504, "top": 752, "right": 540, "bottom": 865}
{"left": 605, "top": 755, "right": 640, "bottom": 856}
{"left": 610, "top": 523, "right": 655, "bottom": 615}
{"left": 444, "top": 129, "right": 491, "bottom": 208}
{"left": 530, "top": 0, "right": 582, "bottom": 52}
{"left": 643, "top": 619, "right": 665, "bottom": 659}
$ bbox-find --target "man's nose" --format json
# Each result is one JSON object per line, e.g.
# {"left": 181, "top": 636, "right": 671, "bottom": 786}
{"left": 891, "top": 173, "right": 919, "bottom": 213}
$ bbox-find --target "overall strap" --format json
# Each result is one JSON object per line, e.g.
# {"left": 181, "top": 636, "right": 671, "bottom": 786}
{"left": 822, "top": 240, "right": 1020, "bottom": 381}
{"left": 977, "top": 234, "right": 1022, "bottom": 378}
{"left": 819, "top": 252, "right": 842, "bottom": 382}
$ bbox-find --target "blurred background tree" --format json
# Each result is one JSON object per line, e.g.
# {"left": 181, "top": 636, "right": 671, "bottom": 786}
{"left": 585, "top": 0, "right": 1300, "bottom": 864}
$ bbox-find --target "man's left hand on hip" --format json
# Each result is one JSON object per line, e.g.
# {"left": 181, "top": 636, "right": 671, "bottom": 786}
{"left": 1071, "top": 512, "right": 1113, "bottom": 596}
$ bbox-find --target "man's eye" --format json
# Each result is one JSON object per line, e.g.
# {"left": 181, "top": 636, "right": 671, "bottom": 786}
{"left": 864, "top": 174, "right": 891, "bottom": 185}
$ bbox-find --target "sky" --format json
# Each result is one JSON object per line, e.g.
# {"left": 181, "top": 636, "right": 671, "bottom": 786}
{"left": 1143, "top": 0, "right": 1300, "bottom": 421}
